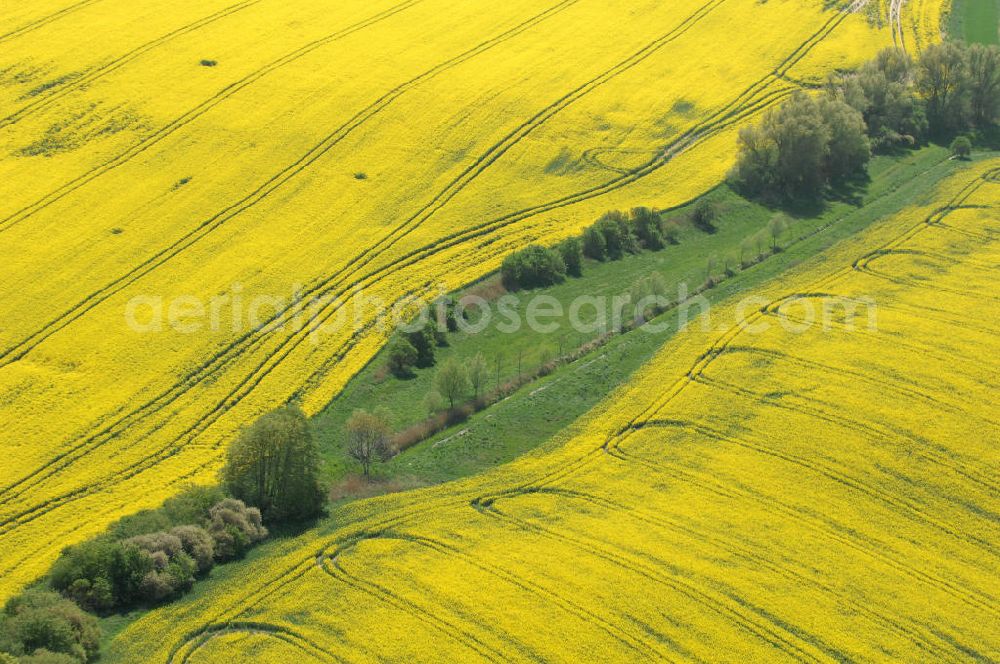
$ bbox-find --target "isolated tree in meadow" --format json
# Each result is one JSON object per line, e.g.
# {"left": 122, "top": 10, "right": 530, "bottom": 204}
{"left": 662, "top": 219, "right": 681, "bottom": 245}
{"left": 704, "top": 256, "right": 718, "bottom": 286}
{"left": 690, "top": 198, "right": 718, "bottom": 233}
{"left": 630, "top": 277, "right": 653, "bottom": 324}
{"left": 405, "top": 324, "right": 437, "bottom": 368}
{"left": 950, "top": 135, "right": 972, "bottom": 159}
{"left": 769, "top": 214, "right": 789, "bottom": 250}
{"left": 739, "top": 238, "right": 753, "bottom": 267}
{"left": 434, "top": 358, "right": 469, "bottom": 409}
{"left": 345, "top": 409, "right": 392, "bottom": 479}
{"left": 222, "top": 406, "right": 325, "bottom": 522}
{"left": 423, "top": 390, "right": 446, "bottom": 416}
{"left": 467, "top": 353, "right": 489, "bottom": 400}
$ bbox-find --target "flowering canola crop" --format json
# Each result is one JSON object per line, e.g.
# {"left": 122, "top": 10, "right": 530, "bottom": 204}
{"left": 107, "top": 158, "right": 999, "bottom": 662}
{"left": 0, "top": 0, "right": 946, "bottom": 603}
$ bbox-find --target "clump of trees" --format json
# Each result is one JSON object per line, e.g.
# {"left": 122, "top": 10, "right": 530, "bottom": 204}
{"left": 434, "top": 358, "right": 471, "bottom": 409}
{"left": 729, "top": 91, "right": 870, "bottom": 199}
{"left": 3, "top": 404, "right": 328, "bottom": 662}
{"left": 731, "top": 43, "right": 1000, "bottom": 201}
{"left": 917, "top": 41, "right": 1000, "bottom": 134}
{"left": 222, "top": 405, "right": 325, "bottom": 523}
{"left": 48, "top": 497, "right": 266, "bottom": 612}
{"left": 0, "top": 589, "right": 99, "bottom": 663}
{"left": 385, "top": 301, "right": 462, "bottom": 378}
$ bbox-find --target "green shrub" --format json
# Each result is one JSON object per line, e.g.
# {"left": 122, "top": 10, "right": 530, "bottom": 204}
{"left": 49, "top": 539, "right": 151, "bottom": 612}
{"left": 386, "top": 336, "right": 418, "bottom": 378}
{"left": 581, "top": 225, "right": 607, "bottom": 260}
{"left": 1, "top": 588, "right": 99, "bottom": 662}
{"left": 950, "top": 135, "right": 972, "bottom": 158}
{"left": 109, "top": 485, "right": 225, "bottom": 540}
{"left": 500, "top": 245, "right": 566, "bottom": 291}
{"left": 557, "top": 237, "right": 584, "bottom": 277}
{"left": 630, "top": 207, "right": 664, "bottom": 250}
{"left": 206, "top": 499, "right": 267, "bottom": 560}
{"left": 169, "top": 525, "right": 215, "bottom": 573}
{"left": 125, "top": 533, "right": 199, "bottom": 602}
{"left": 405, "top": 324, "right": 437, "bottom": 368}
{"left": 593, "top": 212, "right": 638, "bottom": 260}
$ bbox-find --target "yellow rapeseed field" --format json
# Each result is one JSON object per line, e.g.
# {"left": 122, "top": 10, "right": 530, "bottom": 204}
{"left": 107, "top": 158, "right": 999, "bottom": 662}
{"left": 0, "top": 0, "right": 943, "bottom": 602}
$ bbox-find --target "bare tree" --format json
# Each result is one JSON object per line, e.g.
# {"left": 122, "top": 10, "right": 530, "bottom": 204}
{"left": 434, "top": 359, "right": 470, "bottom": 409}
{"left": 467, "top": 353, "right": 489, "bottom": 400}
{"left": 345, "top": 409, "right": 392, "bottom": 479}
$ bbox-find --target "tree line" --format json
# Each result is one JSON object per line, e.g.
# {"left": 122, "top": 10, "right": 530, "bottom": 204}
{"left": 500, "top": 206, "right": 680, "bottom": 291}
{"left": 386, "top": 205, "right": 692, "bottom": 380}
{"left": 730, "top": 43, "right": 1000, "bottom": 200}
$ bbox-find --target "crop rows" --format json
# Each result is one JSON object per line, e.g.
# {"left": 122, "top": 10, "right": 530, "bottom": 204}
{"left": 106, "top": 156, "right": 999, "bottom": 662}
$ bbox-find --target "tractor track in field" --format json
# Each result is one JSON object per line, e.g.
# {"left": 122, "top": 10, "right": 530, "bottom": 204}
{"left": 168, "top": 621, "right": 342, "bottom": 664}
{"left": 464, "top": 165, "right": 1000, "bottom": 617}
{"left": 871, "top": 297, "right": 1000, "bottom": 338}
{"left": 485, "top": 485, "right": 970, "bottom": 660}
{"left": 771, "top": 307, "right": 998, "bottom": 390}
{"left": 475, "top": 496, "right": 841, "bottom": 662}
{"left": 0, "top": 2, "right": 873, "bottom": 567}
{"left": 675, "top": 373, "right": 1000, "bottom": 549}
{"left": 717, "top": 345, "right": 1000, "bottom": 428}
{"left": 158, "top": 168, "right": 999, "bottom": 655}
{"left": 318, "top": 543, "right": 507, "bottom": 662}
{"left": 0, "top": 0, "right": 103, "bottom": 45}
{"left": 0, "top": 0, "right": 586, "bottom": 367}
{"left": 321, "top": 531, "right": 669, "bottom": 660}
{"left": 890, "top": 0, "right": 907, "bottom": 52}
{"left": 0, "top": 0, "right": 717, "bottom": 370}
{"left": 0, "top": 0, "right": 426, "bottom": 235}
{"left": 0, "top": 0, "right": 736, "bottom": 510}
{"left": 0, "top": 0, "right": 264, "bottom": 130}
{"left": 855, "top": 250, "right": 1000, "bottom": 304}
{"left": 604, "top": 419, "right": 1000, "bottom": 618}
